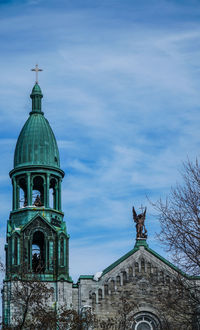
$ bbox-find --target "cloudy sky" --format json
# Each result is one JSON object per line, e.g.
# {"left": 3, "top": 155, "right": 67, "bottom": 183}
{"left": 0, "top": 0, "right": 200, "bottom": 281}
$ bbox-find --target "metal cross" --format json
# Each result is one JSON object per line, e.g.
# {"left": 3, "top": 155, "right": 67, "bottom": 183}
{"left": 31, "top": 64, "right": 43, "bottom": 84}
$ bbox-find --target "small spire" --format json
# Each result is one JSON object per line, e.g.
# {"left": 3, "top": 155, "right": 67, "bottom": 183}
{"left": 31, "top": 64, "right": 43, "bottom": 84}
{"left": 30, "top": 83, "right": 43, "bottom": 115}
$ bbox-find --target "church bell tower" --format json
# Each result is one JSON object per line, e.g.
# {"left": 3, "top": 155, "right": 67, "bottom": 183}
{"left": 3, "top": 69, "right": 72, "bottom": 325}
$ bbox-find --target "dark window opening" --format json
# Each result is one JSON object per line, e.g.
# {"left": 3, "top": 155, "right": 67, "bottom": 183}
{"left": 135, "top": 262, "right": 139, "bottom": 275}
{"left": 110, "top": 280, "right": 115, "bottom": 292}
{"left": 141, "top": 259, "right": 145, "bottom": 273}
{"left": 128, "top": 266, "right": 133, "bottom": 279}
{"left": 19, "top": 177, "right": 27, "bottom": 208}
{"left": 60, "top": 237, "right": 64, "bottom": 266}
{"left": 147, "top": 263, "right": 151, "bottom": 274}
{"left": 116, "top": 275, "right": 121, "bottom": 286}
{"left": 32, "top": 176, "right": 44, "bottom": 206}
{"left": 50, "top": 178, "right": 57, "bottom": 209}
{"left": 123, "top": 271, "right": 127, "bottom": 285}
{"left": 92, "top": 292, "right": 96, "bottom": 305}
{"left": 14, "top": 237, "right": 18, "bottom": 265}
{"left": 104, "top": 284, "right": 108, "bottom": 296}
{"left": 98, "top": 289, "right": 102, "bottom": 301}
{"left": 32, "top": 231, "right": 45, "bottom": 273}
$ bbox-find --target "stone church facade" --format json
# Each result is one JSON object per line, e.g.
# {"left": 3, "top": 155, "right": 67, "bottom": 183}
{"left": 2, "top": 79, "right": 199, "bottom": 329}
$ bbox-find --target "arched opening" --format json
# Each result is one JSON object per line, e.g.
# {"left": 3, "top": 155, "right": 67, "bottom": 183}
{"left": 104, "top": 284, "right": 108, "bottom": 296}
{"left": 116, "top": 275, "right": 121, "bottom": 286}
{"left": 98, "top": 288, "right": 102, "bottom": 301}
{"left": 50, "top": 178, "right": 57, "bottom": 209}
{"left": 147, "top": 262, "right": 151, "bottom": 274}
{"left": 32, "top": 176, "right": 44, "bottom": 206}
{"left": 128, "top": 266, "right": 133, "bottom": 279}
{"left": 14, "top": 236, "right": 18, "bottom": 265}
{"left": 160, "top": 271, "right": 164, "bottom": 284}
{"left": 135, "top": 262, "right": 139, "bottom": 275}
{"left": 122, "top": 271, "right": 127, "bottom": 285}
{"left": 19, "top": 177, "right": 27, "bottom": 208}
{"left": 32, "top": 231, "right": 45, "bottom": 273}
{"left": 153, "top": 267, "right": 158, "bottom": 283}
{"left": 60, "top": 237, "right": 64, "bottom": 266}
{"left": 132, "top": 312, "right": 161, "bottom": 330}
{"left": 141, "top": 259, "right": 145, "bottom": 273}
{"left": 91, "top": 292, "right": 96, "bottom": 305}
{"left": 110, "top": 280, "right": 115, "bottom": 292}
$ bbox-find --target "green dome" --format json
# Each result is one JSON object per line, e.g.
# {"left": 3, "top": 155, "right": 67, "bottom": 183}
{"left": 31, "top": 83, "right": 42, "bottom": 95}
{"left": 14, "top": 84, "right": 60, "bottom": 169}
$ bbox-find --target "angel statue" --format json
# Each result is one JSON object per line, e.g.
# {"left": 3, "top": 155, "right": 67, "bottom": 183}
{"left": 132, "top": 206, "right": 147, "bottom": 239}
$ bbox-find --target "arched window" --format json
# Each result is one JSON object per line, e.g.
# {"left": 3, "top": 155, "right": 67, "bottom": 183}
{"left": 91, "top": 292, "right": 96, "bottom": 305}
{"left": 18, "top": 177, "right": 27, "bottom": 208}
{"left": 60, "top": 237, "right": 64, "bottom": 266}
{"left": 50, "top": 178, "right": 58, "bottom": 210}
{"left": 133, "top": 312, "right": 161, "bottom": 330}
{"left": 116, "top": 275, "right": 121, "bottom": 286}
{"left": 141, "top": 259, "right": 145, "bottom": 273}
{"left": 160, "top": 271, "right": 164, "bottom": 284}
{"left": 122, "top": 271, "right": 127, "bottom": 285}
{"left": 104, "top": 284, "right": 108, "bottom": 296}
{"left": 32, "top": 231, "right": 45, "bottom": 273}
{"left": 128, "top": 266, "right": 133, "bottom": 279}
{"left": 110, "top": 280, "right": 115, "bottom": 292}
{"left": 98, "top": 288, "right": 102, "bottom": 301}
{"left": 153, "top": 267, "right": 158, "bottom": 283}
{"left": 32, "top": 176, "right": 44, "bottom": 206}
{"left": 135, "top": 262, "right": 139, "bottom": 275}
{"left": 147, "top": 262, "right": 151, "bottom": 274}
{"left": 14, "top": 236, "right": 18, "bottom": 265}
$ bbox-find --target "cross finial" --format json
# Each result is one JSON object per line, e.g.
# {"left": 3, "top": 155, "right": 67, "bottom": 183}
{"left": 31, "top": 64, "right": 43, "bottom": 84}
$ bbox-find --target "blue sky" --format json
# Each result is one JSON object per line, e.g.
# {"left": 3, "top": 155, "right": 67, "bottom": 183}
{"left": 0, "top": 0, "right": 200, "bottom": 281}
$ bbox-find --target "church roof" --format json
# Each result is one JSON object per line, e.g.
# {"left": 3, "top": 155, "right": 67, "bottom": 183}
{"left": 78, "top": 239, "right": 200, "bottom": 282}
{"left": 14, "top": 83, "right": 60, "bottom": 169}
{"left": 101, "top": 240, "right": 200, "bottom": 279}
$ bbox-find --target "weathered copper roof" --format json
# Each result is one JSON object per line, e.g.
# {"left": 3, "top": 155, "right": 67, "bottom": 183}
{"left": 14, "top": 83, "right": 60, "bottom": 169}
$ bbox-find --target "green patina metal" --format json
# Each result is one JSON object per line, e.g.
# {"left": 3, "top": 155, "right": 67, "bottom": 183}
{"left": 134, "top": 238, "right": 149, "bottom": 248}
{"left": 14, "top": 83, "right": 60, "bottom": 169}
{"left": 78, "top": 275, "right": 94, "bottom": 281}
{"left": 3, "top": 82, "right": 71, "bottom": 326}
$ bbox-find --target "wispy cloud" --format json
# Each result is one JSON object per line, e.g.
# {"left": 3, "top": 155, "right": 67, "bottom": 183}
{"left": 0, "top": 0, "right": 200, "bottom": 283}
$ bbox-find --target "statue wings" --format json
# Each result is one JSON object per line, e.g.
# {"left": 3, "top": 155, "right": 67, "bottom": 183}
{"left": 132, "top": 206, "right": 137, "bottom": 222}
{"left": 132, "top": 206, "right": 147, "bottom": 222}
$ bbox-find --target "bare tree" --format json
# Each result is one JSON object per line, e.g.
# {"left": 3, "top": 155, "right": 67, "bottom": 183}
{"left": 3, "top": 277, "right": 55, "bottom": 329}
{"left": 1, "top": 266, "right": 83, "bottom": 330}
{"left": 154, "top": 159, "right": 200, "bottom": 276}
{"left": 151, "top": 159, "right": 200, "bottom": 329}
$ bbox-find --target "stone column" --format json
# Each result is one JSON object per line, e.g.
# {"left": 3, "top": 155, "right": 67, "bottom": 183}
{"left": 16, "top": 184, "right": 20, "bottom": 209}
{"left": 58, "top": 178, "right": 62, "bottom": 211}
{"left": 12, "top": 177, "right": 16, "bottom": 210}
{"left": 55, "top": 183, "right": 58, "bottom": 210}
{"left": 27, "top": 173, "right": 31, "bottom": 206}
{"left": 46, "top": 173, "right": 50, "bottom": 208}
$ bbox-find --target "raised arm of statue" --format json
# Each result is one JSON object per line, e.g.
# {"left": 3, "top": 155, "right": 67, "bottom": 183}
{"left": 132, "top": 206, "right": 138, "bottom": 223}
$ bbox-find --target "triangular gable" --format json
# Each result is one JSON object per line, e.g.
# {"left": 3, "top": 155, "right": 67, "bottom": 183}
{"left": 21, "top": 213, "right": 57, "bottom": 233}
{"left": 100, "top": 240, "right": 199, "bottom": 280}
